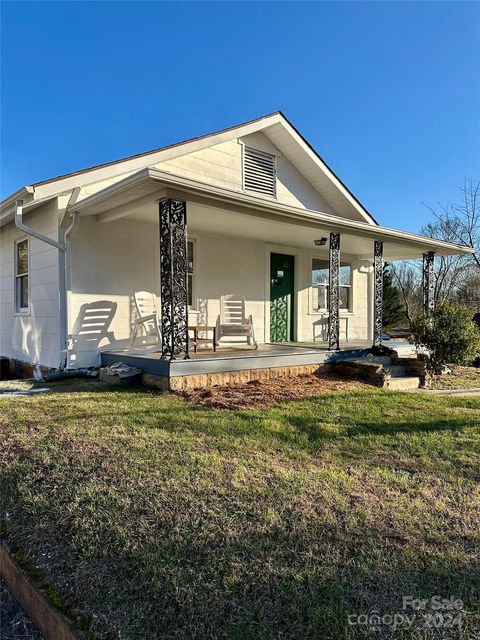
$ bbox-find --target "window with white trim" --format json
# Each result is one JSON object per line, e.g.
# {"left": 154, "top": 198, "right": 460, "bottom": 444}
{"left": 311, "top": 258, "right": 352, "bottom": 312}
{"left": 187, "top": 239, "right": 195, "bottom": 308}
{"left": 243, "top": 147, "right": 276, "bottom": 198}
{"left": 15, "top": 238, "right": 29, "bottom": 313}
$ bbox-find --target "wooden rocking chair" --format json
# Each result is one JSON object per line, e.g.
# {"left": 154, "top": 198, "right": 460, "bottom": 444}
{"left": 130, "top": 291, "right": 161, "bottom": 349}
{"left": 216, "top": 294, "right": 257, "bottom": 349}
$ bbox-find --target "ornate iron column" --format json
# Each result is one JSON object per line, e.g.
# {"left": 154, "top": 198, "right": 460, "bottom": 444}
{"left": 422, "top": 251, "right": 435, "bottom": 316}
{"left": 328, "top": 232, "right": 341, "bottom": 350}
{"left": 159, "top": 199, "right": 189, "bottom": 360}
{"left": 373, "top": 240, "right": 384, "bottom": 347}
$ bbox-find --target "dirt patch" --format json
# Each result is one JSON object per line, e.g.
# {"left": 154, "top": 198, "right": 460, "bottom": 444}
{"left": 429, "top": 365, "right": 480, "bottom": 391}
{"left": 178, "top": 372, "right": 371, "bottom": 409}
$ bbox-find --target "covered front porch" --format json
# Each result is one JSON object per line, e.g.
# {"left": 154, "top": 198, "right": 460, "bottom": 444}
{"left": 100, "top": 340, "right": 376, "bottom": 389}
{"left": 67, "top": 168, "right": 460, "bottom": 380}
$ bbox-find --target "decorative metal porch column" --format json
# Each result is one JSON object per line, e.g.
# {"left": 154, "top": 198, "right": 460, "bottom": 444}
{"left": 159, "top": 199, "right": 189, "bottom": 360}
{"left": 422, "top": 251, "right": 435, "bottom": 316}
{"left": 328, "top": 232, "right": 341, "bottom": 351}
{"left": 373, "top": 240, "right": 384, "bottom": 347}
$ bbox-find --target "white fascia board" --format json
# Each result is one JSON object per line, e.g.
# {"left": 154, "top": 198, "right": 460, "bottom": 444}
{"left": 71, "top": 167, "right": 473, "bottom": 257}
{"left": 0, "top": 186, "right": 35, "bottom": 227}
{"left": 278, "top": 118, "right": 377, "bottom": 226}
{"left": 14, "top": 115, "right": 284, "bottom": 203}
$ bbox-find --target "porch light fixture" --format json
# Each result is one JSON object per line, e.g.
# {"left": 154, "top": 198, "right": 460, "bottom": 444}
{"left": 314, "top": 238, "right": 328, "bottom": 246}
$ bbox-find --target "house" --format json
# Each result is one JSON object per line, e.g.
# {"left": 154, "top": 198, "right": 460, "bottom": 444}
{"left": 0, "top": 112, "right": 472, "bottom": 387}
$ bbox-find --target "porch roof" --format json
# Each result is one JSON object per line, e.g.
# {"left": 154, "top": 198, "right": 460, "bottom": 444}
{"left": 70, "top": 167, "right": 474, "bottom": 261}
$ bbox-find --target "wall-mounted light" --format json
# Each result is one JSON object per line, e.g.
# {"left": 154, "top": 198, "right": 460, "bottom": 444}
{"left": 314, "top": 238, "right": 328, "bottom": 246}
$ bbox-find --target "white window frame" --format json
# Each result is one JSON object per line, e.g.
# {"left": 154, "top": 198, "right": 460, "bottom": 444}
{"left": 187, "top": 238, "right": 196, "bottom": 310}
{"left": 14, "top": 237, "right": 30, "bottom": 315}
{"left": 242, "top": 145, "right": 277, "bottom": 200}
{"left": 310, "top": 255, "right": 353, "bottom": 314}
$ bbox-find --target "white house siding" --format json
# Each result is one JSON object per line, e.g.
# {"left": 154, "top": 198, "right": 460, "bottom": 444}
{"left": 191, "top": 232, "right": 266, "bottom": 339}
{"left": 68, "top": 216, "right": 158, "bottom": 367}
{"left": 67, "top": 219, "right": 371, "bottom": 368}
{"left": 191, "top": 231, "right": 372, "bottom": 344}
{"left": 152, "top": 133, "right": 336, "bottom": 214}
{"left": 0, "top": 200, "right": 60, "bottom": 369}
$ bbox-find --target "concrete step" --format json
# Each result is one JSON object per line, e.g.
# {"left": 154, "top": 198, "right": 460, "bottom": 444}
{"left": 386, "top": 376, "right": 421, "bottom": 391}
{"left": 347, "top": 356, "right": 393, "bottom": 367}
{"left": 390, "top": 345, "right": 418, "bottom": 358}
{"left": 385, "top": 365, "right": 408, "bottom": 378}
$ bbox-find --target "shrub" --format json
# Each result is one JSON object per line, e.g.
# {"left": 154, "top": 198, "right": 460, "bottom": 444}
{"left": 411, "top": 302, "right": 480, "bottom": 372}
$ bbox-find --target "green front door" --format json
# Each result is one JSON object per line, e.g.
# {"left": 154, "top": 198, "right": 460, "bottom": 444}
{"left": 270, "top": 253, "right": 295, "bottom": 342}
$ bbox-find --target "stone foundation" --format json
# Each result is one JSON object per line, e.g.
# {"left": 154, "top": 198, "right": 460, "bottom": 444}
{"left": 332, "top": 360, "right": 387, "bottom": 387}
{"left": 142, "top": 363, "right": 331, "bottom": 391}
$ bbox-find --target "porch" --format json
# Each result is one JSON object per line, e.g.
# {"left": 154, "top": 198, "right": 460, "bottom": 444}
{"left": 100, "top": 340, "right": 409, "bottom": 389}
{"left": 67, "top": 170, "right": 464, "bottom": 375}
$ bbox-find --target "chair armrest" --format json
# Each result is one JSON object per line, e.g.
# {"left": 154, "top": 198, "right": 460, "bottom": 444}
{"left": 137, "top": 313, "right": 157, "bottom": 322}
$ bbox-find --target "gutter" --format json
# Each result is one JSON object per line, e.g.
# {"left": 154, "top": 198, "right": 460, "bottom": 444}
{"left": 72, "top": 168, "right": 474, "bottom": 256}
{"left": 15, "top": 192, "right": 80, "bottom": 369}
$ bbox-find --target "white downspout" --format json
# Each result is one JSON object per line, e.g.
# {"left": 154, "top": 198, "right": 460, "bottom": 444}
{"left": 15, "top": 194, "right": 80, "bottom": 370}
{"left": 62, "top": 198, "right": 80, "bottom": 368}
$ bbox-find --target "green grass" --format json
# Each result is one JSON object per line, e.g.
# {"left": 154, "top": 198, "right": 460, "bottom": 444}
{"left": 0, "top": 385, "right": 479, "bottom": 639}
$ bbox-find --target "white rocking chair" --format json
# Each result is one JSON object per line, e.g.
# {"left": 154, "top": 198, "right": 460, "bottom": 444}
{"left": 216, "top": 294, "right": 257, "bottom": 349}
{"left": 130, "top": 291, "right": 161, "bottom": 349}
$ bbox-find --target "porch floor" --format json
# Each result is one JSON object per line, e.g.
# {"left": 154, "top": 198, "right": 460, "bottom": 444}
{"left": 101, "top": 340, "right": 377, "bottom": 378}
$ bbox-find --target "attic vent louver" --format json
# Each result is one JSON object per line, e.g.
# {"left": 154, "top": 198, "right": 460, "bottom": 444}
{"left": 243, "top": 147, "right": 276, "bottom": 198}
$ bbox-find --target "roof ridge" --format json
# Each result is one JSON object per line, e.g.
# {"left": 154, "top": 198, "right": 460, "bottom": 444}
{"left": 31, "top": 111, "right": 282, "bottom": 187}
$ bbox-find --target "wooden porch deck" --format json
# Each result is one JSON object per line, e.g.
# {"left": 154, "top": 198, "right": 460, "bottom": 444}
{"left": 101, "top": 340, "right": 374, "bottom": 381}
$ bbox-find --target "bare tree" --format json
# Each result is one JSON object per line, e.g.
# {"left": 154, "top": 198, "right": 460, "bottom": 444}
{"left": 421, "top": 219, "right": 471, "bottom": 303}
{"left": 391, "top": 261, "right": 421, "bottom": 324}
{"left": 456, "top": 268, "right": 480, "bottom": 311}
{"left": 391, "top": 179, "right": 480, "bottom": 323}
{"left": 423, "top": 178, "right": 480, "bottom": 269}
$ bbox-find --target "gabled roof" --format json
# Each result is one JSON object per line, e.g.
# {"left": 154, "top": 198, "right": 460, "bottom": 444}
{"left": 1, "top": 112, "right": 378, "bottom": 225}
{"left": 31, "top": 112, "right": 280, "bottom": 187}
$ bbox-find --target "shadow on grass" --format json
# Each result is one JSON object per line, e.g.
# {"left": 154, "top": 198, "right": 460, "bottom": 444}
{"left": 4, "top": 485, "right": 478, "bottom": 640}
{"left": 2, "top": 386, "right": 479, "bottom": 638}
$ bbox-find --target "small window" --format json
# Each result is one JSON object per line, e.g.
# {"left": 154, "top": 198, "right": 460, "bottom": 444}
{"left": 187, "top": 239, "right": 195, "bottom": 308}
{"left": 311, "top": 258, "right": 351, "bottom": 312}
{"left": 15, "top": 239, "right": 29, "bottom": 313}
{"left": 243, "top": 147, "right": 276, "bottom": 198}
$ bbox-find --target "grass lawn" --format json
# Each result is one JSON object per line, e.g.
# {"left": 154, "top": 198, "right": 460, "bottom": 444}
{"left": 0, "top": 384, "right": 479, "bottom": 639}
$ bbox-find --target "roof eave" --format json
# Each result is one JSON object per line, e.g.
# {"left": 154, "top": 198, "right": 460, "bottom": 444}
{"left": 71, "top": 167, "right": 473, "bottom": 257}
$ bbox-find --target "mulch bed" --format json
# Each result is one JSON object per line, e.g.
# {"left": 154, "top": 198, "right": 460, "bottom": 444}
{"left": 178, "top": 372, "right": 370, "bottom": 409}
{"left": 0, "top": 579, "right": 45, "bottom": 640}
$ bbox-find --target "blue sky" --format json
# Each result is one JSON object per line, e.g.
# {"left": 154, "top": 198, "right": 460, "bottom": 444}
{"left": 1, "top": 1, "right": 479, "bottom": 232}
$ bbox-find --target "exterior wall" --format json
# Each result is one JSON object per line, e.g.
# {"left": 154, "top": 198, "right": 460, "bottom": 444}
{"left": 191, "top": 231, "right": 372, "bottom": 344}
{"left": 0, "top": 200, "right": 60, "bottom": 369}
{"left": 67, "top": 218, "right": 372, "bottom": 368}
{"left": 68, "top": 216, "right": 158, "bottom": 367}
{"left": 1, "top": 204, "right": 373, "bottom": 371}
{"left": 153, "top": 132, "right": 335, "bottom": 214}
